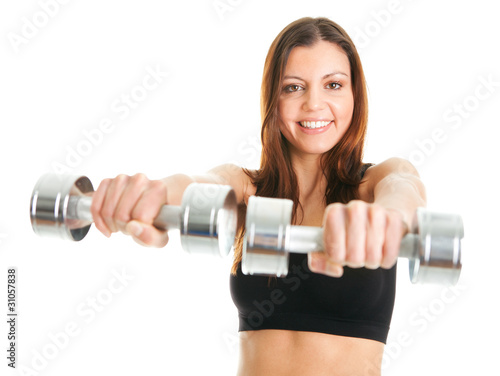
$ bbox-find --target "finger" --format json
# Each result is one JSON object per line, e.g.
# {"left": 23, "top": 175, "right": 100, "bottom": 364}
{"left": 126, "top": 221, "right": 170, "bottom": 248}
{"left": 308, "top": 252, "right": 344, "bottom": 278}
{"left": 322, "top": 203, "right": 346, "bottom": 264}
{"left": 90, "top": 178, "right": 112, "bottom": 238}
{"left": 101, "top": 174, "right": 130, "bottom": 234}
{"left": 381, "top": 210, "right": 405, "bottom": 269}
{"left": 114, "top": 173, "right": 149, "bottom": 234}
{"left": 345, "top": 201, "right": 367, "bottom": 268}
{"left": 309, "top": 252, "right": 327, "bottom": 273}
{"left": 131, "top": 180, "right": 168, "bottom": 225}
{"left": 364, "top": 204, "right": 386, "bottom": 269}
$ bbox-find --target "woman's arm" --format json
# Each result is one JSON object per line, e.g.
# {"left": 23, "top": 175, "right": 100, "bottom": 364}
{"left": 309, "top": 157, "right": 427, "bottom": 277}
{"left": 90, "top": 164, "right": 250, "bottom": 246}
{"left": 362, "top": 157, "right": 427, "bottom": 229}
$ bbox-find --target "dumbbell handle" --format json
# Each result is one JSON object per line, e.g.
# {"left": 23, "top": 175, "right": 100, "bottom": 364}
{"left": 287, "top": 225, "right": 417, "bottom": 259}
{"left": 67, "top": 196, "right": 182, "bottom": 231}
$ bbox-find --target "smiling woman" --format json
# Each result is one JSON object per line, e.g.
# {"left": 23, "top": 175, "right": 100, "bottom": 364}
{"left": 279, "top": 41, "right": 354, "bottom": 156}
{"left": 228, "top": 17, "right": 409, "bottom": 375}
{"left": 88, "top": 16, "right": 426, "bottom": 376}
{"left": 234, "top": 17, "right": 370, "bottom": 238}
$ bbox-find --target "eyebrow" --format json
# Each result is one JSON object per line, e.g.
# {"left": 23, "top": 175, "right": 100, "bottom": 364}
{"left": 283, "top": 72, "right": 349, "bottom": 81}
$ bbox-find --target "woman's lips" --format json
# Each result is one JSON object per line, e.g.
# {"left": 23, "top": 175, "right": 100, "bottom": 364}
{"left": 297, "top": 120, "right": 333, "bottom": 134}
{"left": 299, "top": 120, "right": 332, "bottom": 129}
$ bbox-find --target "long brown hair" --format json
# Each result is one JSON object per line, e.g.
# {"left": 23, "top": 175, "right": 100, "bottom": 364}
{"left": 231, "top": 17, "right": 369, "bottom": 274}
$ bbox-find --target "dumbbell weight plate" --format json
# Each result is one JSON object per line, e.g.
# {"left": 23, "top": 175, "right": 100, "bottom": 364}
{"left": 179, "top": 183, "right": 237, "bottom": 257}
{"left": 242, "top": 196, "right": 293, "bottom": 277}
{"left": 409, "top": 208, "right": 463, "bottom": 285}
{"left": 30, "top": 174, "right": 94, "bottom": 241}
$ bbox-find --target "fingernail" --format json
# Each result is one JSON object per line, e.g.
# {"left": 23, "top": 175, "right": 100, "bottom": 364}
{"left": 127, "top": 222, "right": 143, "bottom": 237}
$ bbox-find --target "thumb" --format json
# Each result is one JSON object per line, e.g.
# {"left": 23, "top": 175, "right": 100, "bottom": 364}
{"left": 126, "top": 220, "right": 169, "bottom": 248}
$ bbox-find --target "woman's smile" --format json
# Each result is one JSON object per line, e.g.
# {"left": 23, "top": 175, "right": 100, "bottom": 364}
{"left": 298, "top": 120, "right": 333, "bottom": 129}
{"left": 297, "top": 120, "right": 334, "bottom": 135}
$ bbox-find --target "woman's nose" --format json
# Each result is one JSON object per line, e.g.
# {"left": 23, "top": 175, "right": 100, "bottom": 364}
{"left": 302, "top": 87, "right": 326, "bottom": 112}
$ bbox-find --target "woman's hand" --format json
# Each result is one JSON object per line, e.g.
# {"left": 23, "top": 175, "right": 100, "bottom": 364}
{"left": 308, "top": 200, "right": 409, "bottom": 277}
{"left": 90, "top": 173, "right": 170, "bottom": 247}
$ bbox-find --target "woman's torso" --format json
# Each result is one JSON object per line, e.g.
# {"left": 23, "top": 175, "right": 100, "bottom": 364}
{"left": 230, "top": 166, "right": 393, "bottom": 376}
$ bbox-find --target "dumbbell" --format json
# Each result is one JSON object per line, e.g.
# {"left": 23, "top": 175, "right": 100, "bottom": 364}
{"left": 30, "top": 173, "right": 237, "bottom": 257}
{"left": 242, "top": 196, "right": 463, "bottom": 285}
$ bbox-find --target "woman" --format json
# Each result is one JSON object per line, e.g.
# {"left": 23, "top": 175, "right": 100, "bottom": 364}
{"left": 91, "top": 17, "right": 426, "bottom": 375}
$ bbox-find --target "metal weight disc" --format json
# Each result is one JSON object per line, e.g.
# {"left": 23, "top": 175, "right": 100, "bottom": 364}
{"left": 30, "top": 173, "right": 94, "bottom": 241}
{"left": 409, "top": 208, "right": 463, "bottom": 285}
{"left": 242, "top": 196, "right": 293, "bottom": 277}
{"left": 179, "top": 183, "right": 237, "bottom": 257}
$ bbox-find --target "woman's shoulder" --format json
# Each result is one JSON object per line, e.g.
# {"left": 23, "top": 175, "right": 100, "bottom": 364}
{"left": 206, "top": 164, "right": 257, "bottom": 204}
{"left": 362, "top": 158, "right": 419, "bottom": 182}
{"left": 358, "top": 158, "right": 419, "bottom": 201}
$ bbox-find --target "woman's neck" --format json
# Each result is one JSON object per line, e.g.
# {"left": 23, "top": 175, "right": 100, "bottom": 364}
{"left": 290, "top": 151, "right": 327, "bottom": 201}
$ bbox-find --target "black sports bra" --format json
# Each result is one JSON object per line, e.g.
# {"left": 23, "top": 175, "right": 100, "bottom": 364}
{"left": 229, "top": 164, "right": 397, "bottom": 344}
{"left": 230, "top": 255, "right": 396, "bottom": 343}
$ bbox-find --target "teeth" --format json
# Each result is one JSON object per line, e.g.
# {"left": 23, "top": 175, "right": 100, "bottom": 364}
{"left": 300, "top": 121, "right": 331, "bottom": 129}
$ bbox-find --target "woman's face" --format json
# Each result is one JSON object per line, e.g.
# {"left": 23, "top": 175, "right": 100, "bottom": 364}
{"left": 278, "top": 40, "right": 354, "bottom": 158}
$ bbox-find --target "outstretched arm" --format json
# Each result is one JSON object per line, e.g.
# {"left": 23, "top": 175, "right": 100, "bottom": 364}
{"left": 90, "top": 164, "right": 250, "bottom": 247}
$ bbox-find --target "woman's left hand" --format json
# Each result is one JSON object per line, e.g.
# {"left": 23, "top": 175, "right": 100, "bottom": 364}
{"left": 308, "top": 200, "right": 409, "bottom": 277}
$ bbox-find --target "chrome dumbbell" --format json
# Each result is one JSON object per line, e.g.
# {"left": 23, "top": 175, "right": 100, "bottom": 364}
{"left": 243, "top": 196, "right": 463, "bottom": 285}
{"left": 30, "top": 173, "right": 237, "bottom": 257}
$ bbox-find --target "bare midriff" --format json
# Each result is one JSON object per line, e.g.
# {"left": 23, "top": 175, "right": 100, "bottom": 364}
{"left": 236, "top": 329, "right": 384, "bottom": 376}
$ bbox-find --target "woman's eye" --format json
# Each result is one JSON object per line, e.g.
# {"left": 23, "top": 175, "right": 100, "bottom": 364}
{"left": 284, "top": 84, "right": 301, "bottom": 92}
{"left": 327, "top": 82, "right": 342, "bottom": 90}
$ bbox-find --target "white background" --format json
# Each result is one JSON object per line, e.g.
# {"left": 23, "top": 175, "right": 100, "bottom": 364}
{"left": 1, "top": 0, "right": 499, "bottom": 375}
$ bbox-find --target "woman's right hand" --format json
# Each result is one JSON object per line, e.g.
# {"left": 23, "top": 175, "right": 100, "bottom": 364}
{"left": 90, "top": 173, "right": 170, "bottom": 247}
